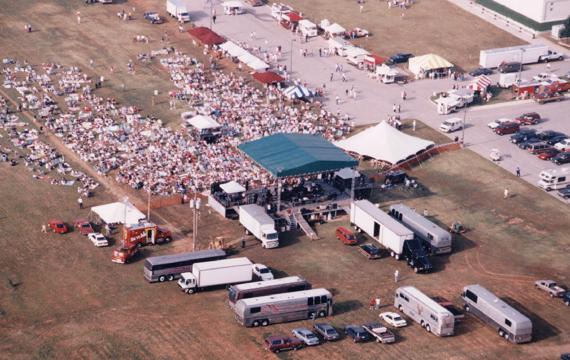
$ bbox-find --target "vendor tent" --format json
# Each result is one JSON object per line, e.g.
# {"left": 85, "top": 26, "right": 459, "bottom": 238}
{"left": 188, "top": 27, "right": 226, "bottom": 46}
{"left": 220, "top": 180, "right": 246, "bottom": 194}
{"left": 90, "top": 202, "right": 146, "bottom": 225}
{"left": 187, "top": 115, "right": 220, "bottom": 131}
{"left": 408, "top": 54, "right": 453, "bottom": 76}
{"left": 219, "top": 41, "right": 269, "bottom": 71}
{"left": 335, "top": 121, "right": 434, "bottom": 164}
{"left": 282, "top": 85, "right": 315, "bottom": 100}
{"left": 470, "top": 75, "right": 492, "bottom": 92}
{"left": 253, "top": 71, "right": 284, "bottom": 84}
{"left": 325, "top": 23, "right": 346, "bottom": 36}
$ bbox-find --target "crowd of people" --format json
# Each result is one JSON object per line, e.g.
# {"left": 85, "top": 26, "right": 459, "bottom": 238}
{"left": 1, "top": 47, "right": 353, "bottom": 197}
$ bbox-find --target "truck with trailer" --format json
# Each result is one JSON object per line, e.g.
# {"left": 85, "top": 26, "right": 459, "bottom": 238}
{"left": 234, "top": 288, "right": 333, "bottom": 327}
{"left": 228, "top": 276, "right": 312, "bottom": 309}
{"left": 350, "top": 200, "right": 432, "bottom": 272}
{"left": 178, "top": 257, "right": 253, "bottom": 294}
{"left": 112, "top": 222, "right": 173, "bottom": 263}
{"left": 144, "top": 249, "right": 226, "bottom": 282}
{"left": 389, "top": 204, "right": 452, "bottom": 255}
{"left": 239, "top": 205, "right": 279, "bottom": 249}
{"left": 480, "top": 44, "right": 563, "bottom": 68}
{"left": 461, "top": 284, "right": 532, "bottom": 344}
{"left": 394, "top": 286, "right": 455, "bottom": 337}
{"left": 166, "top": 0, "right": 190, "bottom": 22}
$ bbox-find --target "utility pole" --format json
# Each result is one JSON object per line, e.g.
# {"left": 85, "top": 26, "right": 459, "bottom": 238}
{"left": 461, "top": 105, "right": 467, "bottom": 147}
{"left": 190, "top": 191, "right": 201, "bottom": 251}
{"left": 290, "top": 37, "right": 294, "bottom": 73}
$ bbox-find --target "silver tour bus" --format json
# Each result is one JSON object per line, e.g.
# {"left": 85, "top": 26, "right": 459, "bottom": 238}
{"left": 228, "top": 276, "right": 311, "bottom": 309}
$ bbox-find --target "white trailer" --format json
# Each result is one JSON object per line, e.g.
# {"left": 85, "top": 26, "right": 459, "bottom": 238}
{"left": 239, "top": 205, "right": 279, "bottom": 249}
{"left": 499, "top": 73, "right": 522, "bottom": 88}
{"left": 479, "top": 44, "right": 560, "bottom": 68}
{"left": 537, "top": 167, "right": 570, "bottom": 191}
{"left": 178, "top": 257, "right": 253, "bottom": 294}
{"left": 350, "top": 200, "right": 414, "bottom": 259}
{"left": 166, "top": 0, "right": 190, "bottom": 22}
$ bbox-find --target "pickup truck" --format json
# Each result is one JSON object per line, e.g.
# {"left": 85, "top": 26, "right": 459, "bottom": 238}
{"left": 538, "top": 50, "right": 564, "bottom": 62}
{"left": 535, "top": 280, "right": 566, "bottom": 298}
{"left": 534, "top": 92, "right": 564, "bottom": 105}
{"left": 359, "top": 244, "right": 382, "bottom": 260}
{"left": 362, "top": 323, "right": 396, "bottom": 344}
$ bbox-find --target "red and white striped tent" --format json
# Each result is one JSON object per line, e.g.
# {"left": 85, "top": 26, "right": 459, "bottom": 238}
{"left": 470, "top": 75, "right": 492, "bottom": 93}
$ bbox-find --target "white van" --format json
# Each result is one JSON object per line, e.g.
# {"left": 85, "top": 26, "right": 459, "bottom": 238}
{"left": 537, "top": 167, "right": 570, "bottom": 191}
{"left": 439, "top": 118, "right": 463, "bottom": 133}
{"left": 298, "top": 19, "right": 318, "bottom": 37}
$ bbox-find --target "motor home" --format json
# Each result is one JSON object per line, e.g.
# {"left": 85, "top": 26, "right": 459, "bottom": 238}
{"left": 537, "top": 167, "right": 570, "bottom": 191}
{"left": 394, "top": 286, "right": 455, "bottom": 336}
{"left": 389, "top": 204, "right": 452, "bottom": 254}
{"left": 439, "top": 118, "right": 463, "bottom": 133}
{"left": 461, "top": 285, "right": 532, "bottom": 344}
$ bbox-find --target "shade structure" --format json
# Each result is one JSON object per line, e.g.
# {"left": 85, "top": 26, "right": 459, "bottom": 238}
{"left": 188, "top": 27, "right": 226, "bottom": 46}
{"left": 335, "top": 121, "right": 434, "bottom": 164}
{"left": 187, "top": 115, "right": 220, "bottom": 131}
{"left": 239, "top": 133, "right": 357, "bottom": 178}
{"left": 282, "top": 85, "right": 315, "bottom": 100}
{"left": 408, "top": 54, "right": 453, "bottom": 76}
{"left": 220, "top": 180, "right": 246, "bottom": 194}
{"left": 253, "top": 71, "right": 284, "bottom": 84}
{"left": 90, "top": 202, "right": 146, "bottom": 225}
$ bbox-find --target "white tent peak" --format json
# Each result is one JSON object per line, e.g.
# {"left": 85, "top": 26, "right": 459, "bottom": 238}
{"left": 335, "top": 121, "right": 434, "bottom": 164}
{"left": 187, "top": 115, "right": 220, "bottom": 131}
{"left": 220, "top": 180, "right": 246, "bottom": 194}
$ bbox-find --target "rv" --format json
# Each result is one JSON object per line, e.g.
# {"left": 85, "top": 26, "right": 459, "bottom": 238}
{"left": 234, "top": 288, "right": 333, "bottom": 327}
{"left": 394, "top": 286, "right": 455, "bottom": 337}
{"left": 461, "top": 285, "right": 532, "bottom": 344}
{"left": 537, "top": 167, "right": 570, "bottom": 191}
{"left": 228, "top": 276, "right": 311, "bottom": 308}
{"left": 389, "top": 204, "right": 452, "bottom": 254}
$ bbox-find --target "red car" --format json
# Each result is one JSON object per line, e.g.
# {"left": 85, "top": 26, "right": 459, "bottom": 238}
{"left": 495, "top": 122, "right": 520, "bottom": 135}
{"left": 538, "top": 148, "right": 560, "bottom": 160}
{"left": 74, "top": 219, "right": 94, "bottom": 235}
{"left": 264, "top": 335, "right": 303, "bottom": 353}
{"left": 336, "top": 226, "right": 358, "bottom": 245}
{"left": 515, "top": 112, "right": 541, "bottom": 125}
{"left": 48, "top": 220, "right": 68, "bottom": 234}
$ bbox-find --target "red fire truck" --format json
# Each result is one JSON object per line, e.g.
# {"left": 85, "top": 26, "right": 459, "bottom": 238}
{"left": 112, "top": 222, "right": 172, "bottom": 264}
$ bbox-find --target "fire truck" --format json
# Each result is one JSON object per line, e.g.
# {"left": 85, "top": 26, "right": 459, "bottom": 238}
{"left": 112, "top": 222, "right": 173, "bottom": 264}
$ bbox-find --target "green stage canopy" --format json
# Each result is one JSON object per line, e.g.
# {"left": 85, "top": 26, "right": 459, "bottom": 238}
{"left": 239, "top": 133, "right": 357, "bottom": 178}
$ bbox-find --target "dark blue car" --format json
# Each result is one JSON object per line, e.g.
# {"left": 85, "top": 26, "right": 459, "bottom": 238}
{"left": 344, "top": 325, "right": 371, "bottom": 343}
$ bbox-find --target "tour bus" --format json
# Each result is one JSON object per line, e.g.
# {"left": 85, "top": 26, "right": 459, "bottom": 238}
{"left": 234, "top": 288, "right": 333, "bottom": 327}
{"left": 143, "top": 249, "right": 226, "bottom": 282}
{"left": 228, "top": 276, "right": 311, "bottom": 309}
{"left": 461, "top": 284, "right": 532, "bottom": 344}
{"left": 394, "top": 286, "right": 455, "bottom": 336}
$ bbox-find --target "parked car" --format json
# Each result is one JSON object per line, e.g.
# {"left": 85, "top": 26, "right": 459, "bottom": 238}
{"left": 144, "top": 11, "right": 164, "bottom": 24}
{"left": 379, "top": 312, "right": 408, "bottom": 327}
{"left": 547, "top": 135, "right": 568, "bottom": 146}
{"left": 495, "top": 122, "right": 520, "bottom": 135}
{"left": 488, "top": 118, "right": 511, "bottom": 129}
{"left": 386, "top": 53, "right": 413, "bottom": 64}
{"left": 48, "top": 219, "right": 68, "bottom": 234}
{"left": 557, "top": 186, "right": 570, "bottom": 199}
{"left": 246, "top": 0, "right": 265, "bottom": 6}
{"left": 510, "top": 129, "right": 537, "bottom": 144}
{"left": 562, "top": 292, "right": 570, "bottom": 306}
{"left": 498, "top": 62, "right": 522, "bottom": 73}
{"left": 562, "top": 353, "right": 570, "bottom": 360}
{"left": 336, "top": 226, "right": 358, "bottom": 245}
{"left": 264, "top": 335, "right": 303, "bottom": 353}
{"left": 552, "top": 152, "right": 570, "bottom": 165}
{"left": 514, "top": 112, "right": 541, "bottom": 125}
{"left": 538, "top": 130, "right": 565, "bottom": 142}
{"left": 554, "top": 139, "right": 570, "bottom": 151}
{"left": 518, "top": 138, "right": 541, "bottom": 150}
{"left": 74, "top": 219, "right": 94, "bottom": 235}
{"left": 252, "top": 263, "right": 274, "bottom": 281}
{"left": 292, "top": 328, "right": 320, "bottom": 346}
{"left": 469, "top": 67, "right": 493, "bottom": 76}
{"left": 535, "top": 280, "right": 567, "bottom": 298}
{"left": 313, "top": 323, "right": 340, "bottom": 341}
{"left": 88, "top": 232, "right": 109, "bottom": 247}
{"left": 527, "top": 143, "right": 551, "bottom": 154}
{"left": 538, "top": 148, "right": 560, "bottom": 160}
{"left": 344, "top": 325, "right": 371, "bottom": 343}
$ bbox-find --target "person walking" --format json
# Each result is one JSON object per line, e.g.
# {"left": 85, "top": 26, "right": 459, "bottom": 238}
{"left": 375, "top": 296, "right": 381, "bottom": 310}
{"left": 41, "top": 224, "right": 47, "bottom": 233}
{"left": 516, "top": 166, "right": 521, "bottom": 177}
{"left": 342, "top": 72, "right": 347, "bottom": 82}
{"left": 412, "top": 119, "right": 416, "bottom": 131}
{"left": 212, "top": 14, "right": 217, "bottom": 24}
{"left": 393, "top": 103, "right": 397, "bottom": 113}
{"left": 394, "top": 270, "right": 399, "bottom": 283}
{"left": 330, "top": 72, "right": 334, "bottom": 81}
{"left": 78, "top": 197, "right": 84, "bottom": 209}
{"left": 397, "top": 104, "right": 401, "bottom": 113}
{"left": 335, "top": 95, "right": 340, "bottom": 105}
{"left": 504, "top": 188, "right": 509, "bottom": 199}
{"left": 401, "top": 90, "right": 407, "bottom": 101}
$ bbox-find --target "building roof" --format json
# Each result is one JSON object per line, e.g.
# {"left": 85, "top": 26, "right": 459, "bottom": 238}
{"left": 188, "top": 27, "right": 226, "bottom": 46}
{"left": 238, "top": 133, "right": 357, "bottom": 178}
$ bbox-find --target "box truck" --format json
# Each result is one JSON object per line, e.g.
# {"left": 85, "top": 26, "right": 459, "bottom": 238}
{"left": 166, "top": 0, "right": 190, "bottom": 22}
{"left": 239, "top": 205, "right": 279, "bottom": 249}
{"left": 499, "top": 73, "right": 522, "bottom": 88}
{"left": 178, "top": 257, "right": 253, "bottom": 294}
{"left": 480, "top": 44, "right": 562, "bottom": 68}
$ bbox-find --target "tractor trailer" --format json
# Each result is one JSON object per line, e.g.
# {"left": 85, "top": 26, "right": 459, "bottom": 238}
{"left": 178, "top": 257, "right": 253, "bottom": 294}
{"left": 239, "top": 205, "right": 279, "bottom": 249}
{"left": 480, "top": 44, "right": 562, "bottom": 68}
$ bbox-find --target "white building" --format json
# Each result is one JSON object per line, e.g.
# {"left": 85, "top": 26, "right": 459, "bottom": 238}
{"left": 494, "top": 0, "right": 570, "bottom": 23}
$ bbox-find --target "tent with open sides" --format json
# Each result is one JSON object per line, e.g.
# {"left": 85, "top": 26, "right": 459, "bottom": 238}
{"left": 90, "top": 202, "right": 146, "bottom": 225}
{"left": 220, "top": 180, "right": 246, "bottom": 194}
{"left": 408, "top": 54, "right": 453, "bottom": 77}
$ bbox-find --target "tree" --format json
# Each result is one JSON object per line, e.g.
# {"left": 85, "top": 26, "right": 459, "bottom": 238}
{"left": 560, "top": 15, "right": 570, "bottom": 38}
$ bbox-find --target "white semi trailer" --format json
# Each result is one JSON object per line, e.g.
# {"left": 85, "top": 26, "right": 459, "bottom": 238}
{"left": 239, "top": 205, "right": 279, "bottom": 249}
{"left": 178, "top": 257, "right": 253, "bottom": 294}
{"left": 166, "top": 0, "right": 191, "bottom": 22}
{"left": 479, "top": 44, "right": 562, "bottom": 68}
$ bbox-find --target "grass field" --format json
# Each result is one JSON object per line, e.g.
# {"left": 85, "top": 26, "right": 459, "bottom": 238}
{"left": 1, "top": 1, "right": 570, "bottom": 359}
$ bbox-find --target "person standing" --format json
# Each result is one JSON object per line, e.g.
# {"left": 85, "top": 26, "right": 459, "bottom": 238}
{"left": 76, "top": 11, "right": 81, "bottom": 24}
{"left": 78, "top": 197, "right": 84, "bottom": 209}
{"left": 41, "top": 224, "right": 47, "bottom": 233}
{"left": 330, "top": 72, "right": 334, "bottom": 82}
{"left": 394, "top": 270, "right": 399, "bottom": 283}
{"left": 412, "top": 119, "right": 416, "bottom": 131}
{"left": 401, "top": 90, "right": 407, "bottom": 101}
{"left": 516, "top": 166, "right": 521, "bottom": 177}
{"left": 504, "top": 188, "right": 509, "bottom": 199}
{"left": 375, "top": 296, "right": 381, "bottom": 310}
{"left": 335, "top": 95, "right": 340, "bottom": 105}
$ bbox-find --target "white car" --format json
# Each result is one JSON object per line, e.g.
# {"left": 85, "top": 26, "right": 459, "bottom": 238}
{"left": 439, "top": 117, "right": 463, "bottom": 133}
{"left": 292, "top": 328, "right": 320, "bottom": 346}
{"left": 379, "top": 312, "right": 407, "bottom": 328}
{"left": 88, "top": 232, "right": 108, "bottom": 247}
{"left": 252, "top": 263, "right": 274, "bottom": 281}
{"left": 488, "top": 118, "right": 511, "bottom": 129}
{"left": 554, "top": 139, "right": 570, "bottom": 151}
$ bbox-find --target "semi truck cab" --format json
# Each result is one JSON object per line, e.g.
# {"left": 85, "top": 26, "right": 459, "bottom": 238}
{"left": 178, "top": 272, "right": 198, "bottom": 293}
{"left": 260, "top": 227, "right": 279, "bottom": 248}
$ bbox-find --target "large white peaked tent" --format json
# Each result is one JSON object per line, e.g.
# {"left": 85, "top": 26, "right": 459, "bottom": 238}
{"left": 90, "top": 202, "right": 146, "bottom": 225}
{"left": 335, "top": 121, "right": 435, "bottom": 164}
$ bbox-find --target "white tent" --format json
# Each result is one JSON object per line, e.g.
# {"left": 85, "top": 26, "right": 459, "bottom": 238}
{"left": 282, "top": 85, "right": 315, "bottom": 99}
{"left": 220, "top": 41, "right": 269, "bottom": 71}
{"left": 90, "top": 202, "right": 146, "bottom": 225}
{"left": 335, "top": 121, "right": 435, "bottom": 164}
{"left": 220, "top": 180, "right": 246, "bottom": 194}
{"left": 409, "top": 54, "right": 453, "bottom": 76}
{"left": 187, "top": 115, "right": 220, "bottom": 131}
{"left": 325, "top": 23, "right": 346, "bottom": 36}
